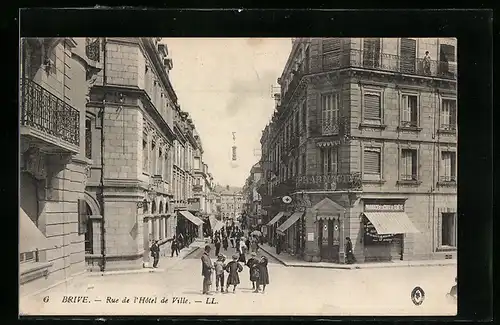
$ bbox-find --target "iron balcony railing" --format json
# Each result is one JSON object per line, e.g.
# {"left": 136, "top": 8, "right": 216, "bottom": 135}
{"left": 85, "top": 38, "right": 100, "bottom": 62}
{"left": 309, "top": 116, "right": 350, "bottom": 138}
{"left": 439, "top": 175, "right": 457, "bottom": 182}
{"left": 20, "top": 78, "right": 80, "bottom": 146}
{"left": 295, "top": 172, "right": 363, "bottom": 191}
{"left": 312, "top": 49, "right": 457, "bottom": 80}
{"left": 400, "top": 174, "right": 418, "bottom": 181}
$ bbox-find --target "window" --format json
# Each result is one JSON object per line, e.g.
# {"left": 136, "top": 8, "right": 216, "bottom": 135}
{"left": 321, "top": 93, "right": 339, "bottom": 135}
{"left": 363, "top": 93, "right": 382, "bottom": 123}
{"left": 302, "top": 154, "right": 307, "bottom": 175}
{"left": 441, "top": 99, "right": 457, "bottom": 131}
{"left": 362, "top": 38, "right": 381, "bottom": 69}
{"left": 363, "top": 147, "right": 381, "bottom": 180}
{"left": 322, "top": 38, "right": 342, "bottom": 69}
{"left": 158, "top": 149, "right": 163, "bottom": 176}
{"left": 401, "top": 149, "right": 418, "bottom": 181}
{"left": 301, "top": 101, "right": 307, "bottom": 132}
{"left": 142, "top": 134, "right": 148, "bottom": 173}
{"left": 441, "top": 212, "right": 457, "bottom": 247}
{"left": 20, "top": 251, "right": 36, "bottom": 263}
{"left": 320, "top": 147, "right": 338, "bottom": 174}
{"left": 85, "top": 118, "right": 92, "bottom": 159}
{"left": 441, "top": 151, "right": 457, "bottom": 182}
{"left": 400, "top": 38, "right": 417, "bottom": 74}
{"left": 77, "top": 199, "right": 88, "bottom": 238}
{"left": 194, "top": 158, "right": 200, "bottom": 170}
{"left": 150, "top": 141, "right": 157, "bottom": 175}
{"left": 401, "top": 94, "right": 418, "bottom": 127}
{"left": 439, "top": 44, "right": 456, "bottom": 77}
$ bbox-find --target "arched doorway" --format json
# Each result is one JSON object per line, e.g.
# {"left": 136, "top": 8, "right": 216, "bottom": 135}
{"left": 84, "top": 202, "right": 93, "bottom": 254}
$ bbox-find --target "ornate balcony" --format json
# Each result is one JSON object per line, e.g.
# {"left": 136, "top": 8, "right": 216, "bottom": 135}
{"left": 193, "top": 184, "right": 203, "bottom": 192}
{"left": 295, "top": 172, "right": 363, "bottom": 191}
{"left": 310, "top": 116, "right": 350, "bottom": 139}
{"left": 20, "top": 78, "right": 80, "bottom": 153}
{"left": 85, "top": 38, "right": 100, "bottom": 62}
{"left": 311, "top": 49, "right": 457, "bottom": 80}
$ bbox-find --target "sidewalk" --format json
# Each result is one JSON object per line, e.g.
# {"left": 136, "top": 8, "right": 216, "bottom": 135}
{"left": 259, "top": 244, "right": 457, "bottom": 270}
{"left": 86, "top": 240, "right": 205, "bottom": 277}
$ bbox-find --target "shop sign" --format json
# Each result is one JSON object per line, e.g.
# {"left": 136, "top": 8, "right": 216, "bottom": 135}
{"left": 363, "top": 220, "right": 395, "bottom": 243}
{"left": 296, "top": 174, "right": 357, "bottom": 185}
{"left": 365, "top": 204, "right": 404, "bottom": 212}
{"left": 307, "top": 232, "right": 314, "bottom": 241}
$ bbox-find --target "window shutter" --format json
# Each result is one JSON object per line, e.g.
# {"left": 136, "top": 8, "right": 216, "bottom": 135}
{"left": 439, "top": 44, "right": 455, "bottom": 62}
{"left": 401, "top": 150, "right": 408, "bottom": 177}
{"left": 411, "top": 150, "right": 418, "bottom": 178}
{"left": 364, "top": 150, "right": 380, "bottom": 174}
{"left": 363, "top": 38, "right": 381, "bottom": 67}
{"left": 449, "top": 101, "right": 457, "bottom": 126}
{"left": 400, "top": 38, "right": 417, "bottom": 73}
{"left": 331, "top": 148, "right": 338, "bottom": 174}
{"left": 402, "top": 96, "right": 410, "bottom": 122}
{"left": 322, "top": 39, "right": 341, "bottom": 69}
{"left": 364, "top": 94, "right": 381, "bottom": 120}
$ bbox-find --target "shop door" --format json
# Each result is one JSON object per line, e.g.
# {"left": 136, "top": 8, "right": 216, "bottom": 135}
{"left": 319, "top": 219, "right": 340, "bottom": 262}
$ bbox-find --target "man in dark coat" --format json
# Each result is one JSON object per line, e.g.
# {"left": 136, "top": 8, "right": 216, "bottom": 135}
{"left": 171, "top": 235, "right": 180, "bottom": 257}
{"left": 150, "top": 240, "right": 160, "bottom": 268}
{"left": 345, "top": 237, "right": 356, "bottom": 264}
{"left": 214, "top": 235, "right": 222, "bottom": 257}
{"left": 256, "top": 256, "right": 269, "bottom": 293}
{"left": 201, "top": 245, "right": 214, "bottom": 295}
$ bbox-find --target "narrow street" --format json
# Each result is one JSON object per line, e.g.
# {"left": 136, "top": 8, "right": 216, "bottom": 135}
{"left": 21, "top": 240, "right": 456, "bottom": 316}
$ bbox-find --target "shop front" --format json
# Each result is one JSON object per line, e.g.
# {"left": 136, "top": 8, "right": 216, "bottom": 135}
{"left": 266, "top": 211, "right": 287, "bottom": 247}
{"left": 276, "top": 211, "right": 305, "bottom": 256}
{"left": 360, "top": 200, "right": 420, "bottom": 262}
{"left": 177, "top": 210, "right": 204, "bottom": 243}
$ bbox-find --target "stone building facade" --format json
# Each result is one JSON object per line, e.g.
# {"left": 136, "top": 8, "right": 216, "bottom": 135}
{"left": 20, "top": 38, "right": 98, "bottom": 296}
{"left": 84, "top": 38, "right": 206, "bottom": 271}
{"left": 259, "top": 38, "right": 457, "bottom": 263}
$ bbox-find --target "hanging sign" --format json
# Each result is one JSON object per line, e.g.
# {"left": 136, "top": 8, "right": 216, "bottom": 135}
{"left": 307, "top": 232, "right": 314, "bottom": 241}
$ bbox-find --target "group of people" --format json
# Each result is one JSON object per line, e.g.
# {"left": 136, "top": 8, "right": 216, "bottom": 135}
{"left": 201, "top": 244, "right": 269, "bottom": 295}
{"left": 149, "top": 232, "right": 194, "bottom": 268}
{"left": 210, "top": 227, "right": 261, "bottom": 261}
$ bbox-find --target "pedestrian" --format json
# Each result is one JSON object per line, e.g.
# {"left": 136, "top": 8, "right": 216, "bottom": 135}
{"left": 238, "top": 237, "right": 247, "bottom": 264}
{"left": 150, "top": 240, "right": 160, "bottom": 268}
{"left": 423, "top": 51, "right": 431, "bottom": 75}
{"left": 276, "top": 235, "right": 282, "bottom": 255}
{"left": 345, "top": 237, "right": 356, "bottom": 264}
{"left": 222, "top": 235, "right": 229, "bottom": 251}
{"left": 200, "top": 245, "right": 214, "bottom": 295}
{"left": 230, "top": 231, "right": 235, "bottom": 248}
{"left": 251, "top": 237, "right": 258, "bottom": 253}
{"left": 224, "top": 253, "right": 243, "bottom": 293}
{"left": 214, "top": 254, "right": 226, "bottom": 293}
{"left": 245, "top": 237, "right": 251, "bottom": 253}
{"left": 171, "top": 235, "right": 180, "bottom": 257}
{"left": 214, "top": 235, "right": 221, "bottom": 257}
{"left": 255, "top": 256, "right": 269, "bottom": 293}
{"left": 246, "top": 252, "right": 260, "bottom": 291}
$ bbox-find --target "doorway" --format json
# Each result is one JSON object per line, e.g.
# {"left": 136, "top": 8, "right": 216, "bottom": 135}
{"left": 318, "top": 218, "right": 340, "bottom": 262}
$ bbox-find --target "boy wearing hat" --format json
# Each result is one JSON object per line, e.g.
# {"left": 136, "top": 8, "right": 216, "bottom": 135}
{"left": 214, "top": 254, "right": 226, "bottom": 293}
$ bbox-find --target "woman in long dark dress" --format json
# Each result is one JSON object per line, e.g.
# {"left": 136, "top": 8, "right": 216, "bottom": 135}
{"left": 255, "top": 256, "right": 269, "bottom": 293}
{"left": 245, "top": 252, "right": 260, "bottom": 291}
{"left": 224, "top": 254, "right": 243, "bottom": 293}
{"left": 222, "top": 235, "right": 229, "bottom": 251}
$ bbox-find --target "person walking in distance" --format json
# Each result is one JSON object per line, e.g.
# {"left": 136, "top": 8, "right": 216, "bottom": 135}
{"left": 255, "top": 255, "right": 269, "bottom": 293}
{"left": 222, "top": 234, "right": 229, "bottom": 251}
{"left": 214, "top": 254, "right": 226, "bottom": 293}
{"left": 230, "top": 231, "right": 235, "bottom": 248}
{"left": 214, "top": 234, "right": 222, "bottom": 257}
{"left": 224, "top": 254, "right": 243, "bottom": 293}
{"left": 178, "top": 233, "right": 184, "bottom": 249}
{"left": 345, "top": 237, "right": 356, "bottom": 264}
{"left": 150, "top": 240, "right": 160, "bottom": 268}
{"left": 246, "top": 252, "right": 260, "bottom": 291}
{"left": 171, "top": 235, "right": 180, "bottom": 257}
{"left": 201, "top": 245, "right": 214, "bottom": 295}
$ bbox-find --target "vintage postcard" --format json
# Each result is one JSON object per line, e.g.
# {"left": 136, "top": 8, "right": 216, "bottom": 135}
{"left": 19, "top": 37, "right": 457, "bottom": 316}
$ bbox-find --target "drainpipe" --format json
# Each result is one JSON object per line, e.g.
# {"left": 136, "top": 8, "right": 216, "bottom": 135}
{"left": 99, "top": 37, "right": 107, "bottom": 272}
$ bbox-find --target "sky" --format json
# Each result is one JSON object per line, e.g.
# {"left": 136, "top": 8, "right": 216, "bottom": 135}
{"left": 163, "top": 38, "right": 292, "bottom": 187}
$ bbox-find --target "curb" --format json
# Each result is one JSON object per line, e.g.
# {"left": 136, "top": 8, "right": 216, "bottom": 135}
{"left": 260, "top": 246, "right": 456, "bottom": 270}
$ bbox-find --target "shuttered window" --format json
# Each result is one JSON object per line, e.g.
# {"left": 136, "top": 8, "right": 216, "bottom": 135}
{"left": 363, "top": 38, "right": 381, "bottom": 68}
{"left": 401, "top": 149, "right": 418, "bottom": 180}
{"left": 321, "top": 93, "right": 339, "bottom": 135}
{"left": 320, "top": 147, "right": 338, "bottom": 174}
{"left": 142, "top": 133, "right": 148, "bottom": 173}
{"left": 364, "top": 93, "right": 381, "bottom": 121}
{"left": 400, "top": 38, "right": 417, "bottom": 74}
{"left": 401, "top": 94, "right": 418, "bottom": 126}
{"left": 322, "top": 39, "right": 342, "bottom": 69}
{"left": 441, "top": 151, "right": 456, "bottom": 182}
{"left": 441, "top": 99, "right": 456, "bottom": 130}
{"left": 439, "top": 44, "right": 456, "bottom": 76}
{"left": 363, "top": 148, "right": 381, "bottom": 175}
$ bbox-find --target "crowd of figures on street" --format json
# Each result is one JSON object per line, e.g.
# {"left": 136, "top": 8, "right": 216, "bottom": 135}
{"left": 201, "top": 226, "right": 269, "bottom": 295}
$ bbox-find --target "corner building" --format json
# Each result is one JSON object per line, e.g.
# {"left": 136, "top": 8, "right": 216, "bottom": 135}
{"left": 260, "top": 38, "right": 457, "bottom": 263}
{"left": 85, "top": 38, "right": 203, "bottom": 271}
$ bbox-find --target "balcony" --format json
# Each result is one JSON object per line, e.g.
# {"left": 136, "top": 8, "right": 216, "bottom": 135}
{"left": 193, "top": 184, "right": 203, "bottom": 192}
{"left": 295, "top": 172, "right": 363, "bottom": 191}
{"left": 20, "top": 78, "right": 80, "bottom": 153}
{"left": 312, "top": 49, "right": 457, "bottom": 80}
{"left": 85, "top": 38, "right": 100, "bottom": 63}
{"left": 309, "top": 116, "right": 350, "bottom": 138}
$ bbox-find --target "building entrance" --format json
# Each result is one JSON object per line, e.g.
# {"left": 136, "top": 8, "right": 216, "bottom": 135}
{"left": 318, "top": 218, "right": 340, "bottom": 262}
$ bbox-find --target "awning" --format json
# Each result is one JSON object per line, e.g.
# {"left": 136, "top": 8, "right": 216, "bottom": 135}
{"left": 213, "top": 220, "right": 225, "bottom": 232}
{"left": 20, "top": 208, "right": 52, "bottom": 253}
{"left": 277, "top": 212, "right": 303, "bottom": 234}
{"left": 362, "top": 212, "right": 420, "bottom": 235}
{"left": 267, "top": 212, "right": 286, "bottom": 226}
{"left": 179, "top": 210, "right": 204, "bottom": 226}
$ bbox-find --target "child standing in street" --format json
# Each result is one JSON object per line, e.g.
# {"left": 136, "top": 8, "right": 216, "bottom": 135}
{"left": 214, "top": 254, "right": 226, "bottom": 293}
{"left": 225, "top": 254, "right": 243, "bottom": 293}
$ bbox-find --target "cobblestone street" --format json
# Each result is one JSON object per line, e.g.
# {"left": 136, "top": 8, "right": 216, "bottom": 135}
{"left": 21, "top": 243, "right": 457, "bottom": 316}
